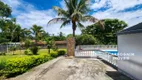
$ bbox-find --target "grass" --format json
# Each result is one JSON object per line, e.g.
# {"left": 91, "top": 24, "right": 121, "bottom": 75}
{"left": 0, "top": 49, "right": 66, "bottom": 60}
{"left": 38, "top": 49, "right": 66, "bottom": 54}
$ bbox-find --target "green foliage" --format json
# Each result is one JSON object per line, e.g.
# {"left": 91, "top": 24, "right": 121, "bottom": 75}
{"left": 0, "top": 54, "right": 52, "bottom": 77}
{"left": 24, "top": 49, "right": 32, "bottom": 55}
{"left": 45, "top": 38, "right": 55, "bottom": 54}
{"left": 0, "top": 1, "right": 12, "bottom": 17}
{"left": 0, "top": 52, "right": 6, "bottom": 56}
{"left": 50, "top": 32, "right": 66, "bottom": 41}
{"left": 82, "top": 19, "right": 128, "bottom": 45}
{"left": 67, "top": 34, "right": 73, "bottom": 38}
{"left": 31, "top": 25, "right": 44, "bottom": 43}
{"left": 9, "top": 46, "right": 17, "bottom": 52}
{"left": 50, "top": 52, "right": 58, "bottom": 58}
{"left": 24, "top": 40, "right": 33, "bottom": 49}
{"left": 0, "top": 49, "right": 66, "bottom": 77}
{"left": 30, "top": 46, "right": 39, "bottom": 55}
{"left": 58, "top": 50, "right": 66, "bottom": 56}
{"left": 76, "top": 34, "right": 98, "bottom": 45}
{"left": 52, "top": 46, "right": 58, "bottom": 52}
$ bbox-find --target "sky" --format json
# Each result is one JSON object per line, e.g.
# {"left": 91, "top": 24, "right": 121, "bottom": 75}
{"left": 1, "top": 0, "right": 142, "bottom": 35}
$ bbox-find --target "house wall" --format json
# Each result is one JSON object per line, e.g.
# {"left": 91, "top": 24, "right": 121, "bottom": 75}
{"left": 118, "top": 33, "right": 142, "bottom": 80}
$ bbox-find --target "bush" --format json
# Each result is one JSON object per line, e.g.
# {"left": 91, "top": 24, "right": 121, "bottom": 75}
{"left": 30, "top": 46, "right": 39, "bottom": 55}
{"left": 9, "top": 46, "right": 17, "bottom": 51}
{"left": 50, "top": 52, "right": 58, "bottom": 58}
{"left": 24, "top": 49, "right": 32, "bottom": 55}
{"left": 52, "top": 47, "right": 58, "bottom": 52}
{"left": 0, "top": 54, "right": 52, "bottom": 77}
{"left": 76, "top": 34, "right": 98, "bottom": 45}
{"left": 0, "top": 52, "right": 6, "bottom": 55}
{"left": 58, "top": 50, "right": 66, "bottom": 56}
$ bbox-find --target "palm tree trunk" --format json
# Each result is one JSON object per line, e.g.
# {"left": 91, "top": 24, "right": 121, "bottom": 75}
{"left": 72, "top": 21, "right": 76, "bottom": 37}
{"left": 73, "top": 29, "right": 75, "bottom": 37}
{"left": 48, "top": 48, "right": 50, "bottom": 54}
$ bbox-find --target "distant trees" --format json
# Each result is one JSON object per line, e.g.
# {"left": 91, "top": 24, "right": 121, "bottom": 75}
{"left": 31, "top": 25, "right": 45, "bottom": 45}
{"left": 76, "top": 34, "right": 98, "bottom": 45}
{"left": 50, "top": 32, "right": 66, "bottom": 41}
{"left": 82, "top": 19, "right": 128, "bottom": 45}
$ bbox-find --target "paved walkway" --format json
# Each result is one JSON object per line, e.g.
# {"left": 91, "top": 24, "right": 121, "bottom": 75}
{"left": 8, "top": 57, "right": 132, "bottom": 80}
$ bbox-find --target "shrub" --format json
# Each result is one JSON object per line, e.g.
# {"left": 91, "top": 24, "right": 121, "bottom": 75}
{"left": 76, "top": 34, "right": 98, "bottom": 45}
{"left": 52, "top": 47, "right": 58, "bottom": 52}
{"left": 24, "top": 49, "right": 32, "bottom": 55}
{"left": 0, "top": 52, "right": 6, "bottom": 55}
{"left": 50, "top": 52, "right": 58, "bottom": 58}
{"left": 58, "top": 50, "right": 66, "bottom": 56}
{"left": 30, "top": 46, "right": 39, "bottom": 55}
{"left": 24, "top": 40, "right": 32, "bottom": 49}
{"left": 1, "top": 54, "right": 52, "bottom": 77}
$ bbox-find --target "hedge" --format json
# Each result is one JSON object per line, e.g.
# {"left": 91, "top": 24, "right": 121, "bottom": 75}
{"left": 0, "top": 50, "right": 66, "bottom": 78}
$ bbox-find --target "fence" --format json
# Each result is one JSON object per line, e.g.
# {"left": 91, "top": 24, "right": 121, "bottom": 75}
{"left": 0, "top": 44, "right": 8, "bottom": 53}
{"left": 76, "top": 45, "right": 117, "bottom": 50}
{"left": 75, "top": 45, "right": 118, "bottom": 66}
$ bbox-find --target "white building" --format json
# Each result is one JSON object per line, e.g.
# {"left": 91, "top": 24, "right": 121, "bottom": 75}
{"left": 117, "top": 23, "right": 142, "bottom": 80}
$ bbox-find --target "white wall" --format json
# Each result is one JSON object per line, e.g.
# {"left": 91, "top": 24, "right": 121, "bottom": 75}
{"left": 118, "top": 33, "right": 142, "bottom": 80}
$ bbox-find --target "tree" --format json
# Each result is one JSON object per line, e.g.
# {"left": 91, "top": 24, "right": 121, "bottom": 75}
{"left": 0, "top": 1, "right": 12, "bottom": 17}
{"left": 58, "top": 32, "right": 66, "bottom": 40}
{"left": 31, "top": 25, "right": 44, "bottom": 45}
{"left": 50, "top": 32, "right": 66, "bottom": 41}
{"left": 45, "top": 38, "right": 54, "bottom": 54}
{"left": 0, "top": 18, "right": 19, "bottom": 42}
{"left": 20, "top": 28, "right": 31, "bottom": 42}
{"left": 48, "top": 0, "right": 103, "bottom": 37}
{"left": 82, "top": 19, "right": 128, "bottom": 44}
{"left": 76, "top": 34, "right": 98, "bottom": 45}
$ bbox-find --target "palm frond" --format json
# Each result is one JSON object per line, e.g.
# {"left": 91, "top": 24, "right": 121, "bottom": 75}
{"left": 82, "top": 16, "right": 105, "bottom": 29}
{"left": 53, "top": 6, "right": 69, "bottom": 17}
{"left": 77, "top": 21, "right": 85, "bottom": 30}
{"left": 60, "top": 20, "right": 70, "bottom": 28}
{"left": 71, "top": 11, "right": 83, "bottom": 18}
{"left": 83, "top": 15, "right": 99, "bottom": 22}
{"left": 71, "top": 0, "right": 78, "bottom": 10}
{"left": 77, "top": 0, "right": 89, "bottom": 13}
{"left": 48, "top": 18, "right": 67, "bottom": 25}
{"left": 64, "top": 0, "right": 70, "bottom": 9}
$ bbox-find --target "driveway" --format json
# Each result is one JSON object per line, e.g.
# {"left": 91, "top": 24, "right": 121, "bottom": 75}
{"left": 8, "top": 57, "right": 132, "bottom": 80}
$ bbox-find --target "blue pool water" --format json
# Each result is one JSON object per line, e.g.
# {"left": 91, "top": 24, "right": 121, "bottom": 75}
{"left": 104, "top": 51, "right": 118, "bottom": 55}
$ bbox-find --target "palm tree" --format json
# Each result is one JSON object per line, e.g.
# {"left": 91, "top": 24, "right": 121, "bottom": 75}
{"left": 48, "top": 0, "right": 103, "bottom": 37}
{"left": 45, "top": 38, "right": 54, "bottom": 54}
{"left": 20, "top": 28, "right": 31, "bottom": 41}
{"left": 31, "top": 24, "right": 44, "bottom": 45}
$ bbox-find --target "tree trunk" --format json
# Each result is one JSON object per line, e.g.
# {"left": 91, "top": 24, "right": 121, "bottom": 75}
{"left": 73, "top": 29, "right": 75, "bottom": 37}
{"left": 72, "top": 21, "right": 76, "bottom": 37}
{"left": 48, "top": 48, "right": 50, "bottom": 54}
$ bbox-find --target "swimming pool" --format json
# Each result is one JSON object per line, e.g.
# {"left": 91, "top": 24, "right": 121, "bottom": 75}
{"left": 103, "top": 50, "right": 118, "bottom": 55}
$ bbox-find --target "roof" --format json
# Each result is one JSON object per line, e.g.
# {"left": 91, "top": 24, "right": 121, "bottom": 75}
{"left": 55, "top": 41, "right": 67, "bottom": 44}
{"left": 118, "top": 22, "right": 142, "bottom": 35}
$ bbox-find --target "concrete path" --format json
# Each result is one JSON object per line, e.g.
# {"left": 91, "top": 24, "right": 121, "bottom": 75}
{"left": 8, "top": 57, "right": 132, "bottom": 80}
